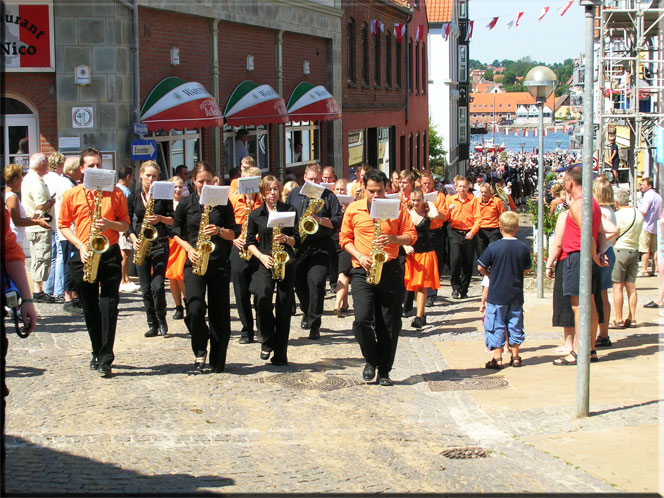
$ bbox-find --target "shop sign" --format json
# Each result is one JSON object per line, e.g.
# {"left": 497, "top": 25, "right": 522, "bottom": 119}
{"left": 3, "top": 2, "right": 55, "bottom": 72}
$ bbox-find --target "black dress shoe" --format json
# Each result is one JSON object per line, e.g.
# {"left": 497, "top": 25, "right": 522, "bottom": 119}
{"left": 378, "top": 373, "right": 393, "bottom": 386}
{"left": 426, "top": 296, "right": 436, "bottom": 307}
{"left": 64, "top": 301, "right": 84, "bottom": 315}
{"left": 144, "top": 327, "right": 159, "bottom": 337}
{"left": 459, "top": 292, "right": 468, "bottom": 299}
{"left": 411, "top": 316, "right": 426, "bottom": 329}
{"left": 452, "top": 290, "right": 461, "bottom": 299}
{"left": 89, "top": 356, "right": 99, "bottom": 370}
{"left": 239, "top": 336, "right": 254, "bottom": 344}
{"left": 33, "top": 292, "right": 54, "bottom": 303}
{"left": 308, "top": 327, "right": 320, "bottom": 340}
{"left": 402, "top": 308, "right": 415, "bottom": 318}
{"left": 260, "top": 350, "right": 271, "bottom": 360}
{"left": 98, "top": 364, "right": 112, "bottom": 377}
{"left": 300, "top": 317, "right": 310, "bottom": 329}
{"left": 194, "top": 356, "right": 206, "bottom": 371}
{"left": 362, "top": 362, "right": 376, "bottom": 381}
{"left": 270, "top": 358, "right": 288, "bottom": 366}
{"left": 172, "top": 306, "right": 184, "bottom": 319}
{"left": 643, "top": 300, "right": 661, "bottom": 308}
{"left": 158, "top": 322, "right": 168, "bottom": 336}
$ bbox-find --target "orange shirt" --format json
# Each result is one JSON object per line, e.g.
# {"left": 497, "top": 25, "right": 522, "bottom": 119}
{"left": 425, "top": 191, "right": 447, "bottom": 230}
{"left": 350, "top": 181, "right": 364, "bottom": 199}
{"left": 442, "top": 194, "right": 481, "bottom": 235}
{"left": 229, "top": 178, "right": 239, "bottom": 195}
{"left": 339, "top": 199, "right": 417, "bottom": 268}
{"left": 59, "top": 185, "right": 130, "bottom": 246}
{"left": 478, "top": 196, "right": 506, "bottom": 229}
{"left": 4, "top": 208, "right": 25, "bottom": 262}
{"left": 229, "top": 192, "right": 263, "bottom": 225}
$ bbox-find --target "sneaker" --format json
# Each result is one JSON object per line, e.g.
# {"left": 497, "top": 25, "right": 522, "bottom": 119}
{"left": 172, "top": 306, "right": 184, "bottom": 320}
{"left": 119, "top": 282, "right": 139, "bottom": 293}
{"left": 33, "top": 292, "right": 55, "bottom": 303}
{"left": 63, "top": 301, "right": 84, "bottom": 315}
{"left": 52, "top": 295, "right": 65, "bottom": 303}
{"left": 411, "top": 316, "right": 426, "bottom": 329}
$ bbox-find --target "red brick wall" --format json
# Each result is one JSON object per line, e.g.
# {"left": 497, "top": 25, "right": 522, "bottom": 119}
{"left": 4, "top": 73, "right": 57, "bottom": 155}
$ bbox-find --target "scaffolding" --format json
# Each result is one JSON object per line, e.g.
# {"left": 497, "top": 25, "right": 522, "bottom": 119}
{"left": 597, "top": 0, "right": 664, "bottom": 191}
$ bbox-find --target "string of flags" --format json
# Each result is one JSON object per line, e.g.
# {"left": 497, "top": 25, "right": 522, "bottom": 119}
{"left": 483, "top": 123, "right": 570, "bottom": 135}
{"left": 371, "top": 20, "right": 426, "bottom": 42}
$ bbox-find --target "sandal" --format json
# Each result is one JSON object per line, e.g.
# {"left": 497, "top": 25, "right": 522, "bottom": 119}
{"left": 595, "top": 336, "right": 612, "bottom": 348}
{"left": 609, "top": 320, "right": 625, "bottom": 329}
{"left": 485, "top": 358, "right": 503, "bottom": 370}
{"left": 590, "top": 349, "right": 599, "bottom": 363}
{"left": 510, "top": 355, "right": 523, "bottom": 367}
{"left": 553, "top": 351, "right": 577, "bottom": 366}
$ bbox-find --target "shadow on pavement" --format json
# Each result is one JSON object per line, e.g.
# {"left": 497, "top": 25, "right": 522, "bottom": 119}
{"left": 5, "top": 365, "right": 47, "bottom": 378}
{"left": 3, "top": 436, "right": 235, "bottom": 495}
{"left": 590, "top": 398, "right": 662, "bottom": 417}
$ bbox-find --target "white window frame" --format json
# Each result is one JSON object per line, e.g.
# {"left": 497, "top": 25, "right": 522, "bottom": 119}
{"left": 147, "top": 128, "right": 202, "bottom": 177}
{"left": 458, "top": 46, "right": 467, "bottom": 83}
{"left": 459, "top": 107, "right": 468, "bottom": 143}
{"left": 223, "top": 125, "right": 269, "bottom": 172}
{"left": 285, "top": 121, "right": 320, "bottom": 168}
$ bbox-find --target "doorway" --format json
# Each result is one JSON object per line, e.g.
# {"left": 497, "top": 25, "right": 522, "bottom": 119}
{"left": 2, "top": 97, "right": 39, "bottom": 168}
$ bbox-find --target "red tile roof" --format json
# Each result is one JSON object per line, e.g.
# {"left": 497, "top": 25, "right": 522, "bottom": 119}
{"left": 469, "top": 92, "right": 556, "bottom": 113}
{"left": 426, "top": 0, "right": 454, "bottom": 23}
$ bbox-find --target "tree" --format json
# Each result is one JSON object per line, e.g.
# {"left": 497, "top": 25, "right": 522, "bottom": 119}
{"left": 428, "top": 120, "right": 448, "bottom": 179}
{"left": 483, "top": 69, "right": 494, "bottom": 81}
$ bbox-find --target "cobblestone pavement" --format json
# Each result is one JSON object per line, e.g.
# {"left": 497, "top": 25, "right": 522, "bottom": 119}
{"left": 6, "top": 272, "right": 640, "bottom": 495}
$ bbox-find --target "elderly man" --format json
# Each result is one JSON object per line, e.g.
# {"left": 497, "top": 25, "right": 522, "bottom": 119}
{"left": 22, "top": 152, "right": 56, "bottom": 302}
{"left": 637, "top": 177, "right": 662, "bottom": 276}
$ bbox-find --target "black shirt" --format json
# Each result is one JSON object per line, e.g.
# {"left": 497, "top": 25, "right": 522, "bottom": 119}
{"left": 411, "top": 217, "right": 433, "bottom": 254}
{"left": 172, "top": 191, "right": 239, "bottom": 267}
{"left": 610, "top": 143, "right": 619, "bottom": 169}
{"left": 126, "top": 189, "right": 175, "bottom": 241}
{"left": 286, "top": 186, "right": 342, "bottom": 248}
{"left": 245, "top": 202, "right": 299, "bottom": 262}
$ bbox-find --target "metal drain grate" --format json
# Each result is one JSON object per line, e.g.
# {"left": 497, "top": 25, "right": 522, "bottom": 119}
{"left": 256, "top": 372, "right": 364, "bottom": 391}
{"left": 440, "top": 447, "right": 487, "bottom": 459}
{"left": 426, "top": 376, "right": 509, "bottom": 392}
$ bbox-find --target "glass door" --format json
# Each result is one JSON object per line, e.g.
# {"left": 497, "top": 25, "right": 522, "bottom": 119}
{"left": 4, "top": 115, "right": 38, "bottom": 168}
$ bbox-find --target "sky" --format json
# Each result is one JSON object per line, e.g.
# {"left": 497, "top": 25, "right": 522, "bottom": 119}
{"left": 468, "top": 0, "right": 586, "bottom": 65}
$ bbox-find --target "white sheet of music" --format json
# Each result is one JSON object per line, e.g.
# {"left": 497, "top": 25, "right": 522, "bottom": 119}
{"left": 300, "top": 181, "right": 325, "bottom": 199}
{"left": 83, "top": 168, "right": 116, "bottom": 192}
{"left": 335, "top": 194, "right": 354, "bottom": 205}
{"left": 385, "top": 193, "right": 400, "bottom": 199}
{"left": 370, "top": 198, "right": 400, "bottom": 220}
{"left": 267, "top": 211, "right": 296, "bottom": 228}
{"left": 149, "top": 181, "right": 175, "bottom": 200}
{"left": 423, "top": 191, "right": 438, "bottom": 203}
{"left": 321, "top": 182, "right": 335, "bottom": 191}
{"left": 238, "top": 176, "right": 261, "bottom": 195}
{"left": 199, "top": 185, "right": 230, "bottom": 206}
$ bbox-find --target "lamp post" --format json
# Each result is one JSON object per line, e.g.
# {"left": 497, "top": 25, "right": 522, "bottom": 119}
{"left": 556, "top": 140, "right": 563, "bottom": 150}
{"left": 519, "top": 142, "right": 525, "bottom": 155}
{"left": 524, "top": 66, "right": 558, "bottom": 299}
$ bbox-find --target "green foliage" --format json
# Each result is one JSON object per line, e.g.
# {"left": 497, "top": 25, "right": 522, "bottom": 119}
{"left": 545, "top": 172, "right": 557, "bottom": 182}
{"left": 428, "top": 120, "right": 448, "bottom": 179}
{"left": 483, "top": 69, "right": 494, "bottom": 81}
{"left": 473, "top": 57, "right": 574, "bottom": 97}
{"left": 526, "top": 198, "right": 558, "bottom": 239}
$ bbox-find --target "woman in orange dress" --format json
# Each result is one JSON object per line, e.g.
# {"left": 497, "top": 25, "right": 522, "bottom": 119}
{"left": 165, "top": 176, "right": 187, "bottom": 319}
{"left": 403, "top": 188, "right": 440, "bottom": 329}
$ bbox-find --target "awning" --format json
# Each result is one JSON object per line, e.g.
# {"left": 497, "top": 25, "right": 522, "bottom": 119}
{"left": 287, "top": 82, "right": 341, "bottom": 122}
{"left": 140, "top": 77, "right": 223, "bottom": 131}
{"left": 223, "top": 80, "right": 288, "bottom": 126}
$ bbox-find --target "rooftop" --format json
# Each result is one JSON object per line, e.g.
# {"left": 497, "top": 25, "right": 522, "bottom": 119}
{"left": 425, "top": 0, "right": 454, "bottom": 23}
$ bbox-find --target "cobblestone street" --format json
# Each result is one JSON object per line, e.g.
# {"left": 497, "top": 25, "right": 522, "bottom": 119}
{"left": 6, "top": 266, "right": 661, "bottom": 494}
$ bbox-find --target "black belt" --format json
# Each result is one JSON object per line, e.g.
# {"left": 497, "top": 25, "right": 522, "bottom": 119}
{"left": 451, "top": 227, "right": 470, "bottom": 234}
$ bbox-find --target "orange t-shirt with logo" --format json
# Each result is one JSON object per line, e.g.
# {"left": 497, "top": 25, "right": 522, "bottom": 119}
{"left": 441, "top": 194, "right": 481, "bottom": 235}
{"left": 478, "top": 196, "right": 506, "bottom": 229}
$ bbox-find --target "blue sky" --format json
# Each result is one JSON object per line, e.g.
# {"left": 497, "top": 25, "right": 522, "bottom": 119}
{"left": 468, "top": 0, "right": 585, "bottom": 64}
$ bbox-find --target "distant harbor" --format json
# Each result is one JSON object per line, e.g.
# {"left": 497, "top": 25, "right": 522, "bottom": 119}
{"left": 471, "top": 130, "right": 573, "bottom": 154}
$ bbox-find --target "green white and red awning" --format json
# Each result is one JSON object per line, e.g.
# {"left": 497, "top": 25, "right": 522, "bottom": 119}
{"left": 140, "top": 77, "right": 223, "bottom": 131}
{"left": 287, "top": 82, "right": 341, "bottom": 122}
{"left": 223, "top": 80, "right": 289, "bottom": 126}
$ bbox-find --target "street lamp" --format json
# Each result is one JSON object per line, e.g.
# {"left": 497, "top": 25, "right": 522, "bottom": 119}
{"left": 556, "top": 140, "right": 563, "bottom": 150}
{"left": 524, "top": 65, "right": 558, "bottom": 299}
{"left": 519, "top": 142, "right": 526, "bottom": 155}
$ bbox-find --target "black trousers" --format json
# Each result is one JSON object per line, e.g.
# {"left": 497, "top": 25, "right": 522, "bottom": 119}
{"left": 136, "top": 239, "right": 169, "bottom": 328}
{"left": 183, "top": 262, "right": 231, "bottom": 371}
{"left": 230, "top": 245, "right": 257, "bottom": 339}
{"left": 70, "top": 244, "right": 122, "bottom": 367}
{"left": 476, "top": 227, "right": 501, "bottom": 259}
{"left": 295, "top": 246, "right": 328, "bottom": 331}
{"left": 448, "top": 227, "right": 475, "bottom": 294}
{"left": 252, "top": 264, "right": 295, "bottom": 363}
{"left": 350, "top": 260, "right": 404, "bottom": 375}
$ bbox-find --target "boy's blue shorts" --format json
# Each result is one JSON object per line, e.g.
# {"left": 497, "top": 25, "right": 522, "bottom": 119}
{"left": 484, "top": 302, "right": 525, "bottom": 350}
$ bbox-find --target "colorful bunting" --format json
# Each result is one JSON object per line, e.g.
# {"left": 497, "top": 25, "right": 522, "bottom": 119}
{"left": 394, "top": 23, "right": 406, "bottom": 43}
{"left": 415, "top": 24, "right": 425, "bottom": 42}
{"left": 370, "top": 20, "right": 384, "bottom": 35}
{"left": 465, "top": 21, "right": 474, "bottom": 42}
{"left": 559, "top": 0, "right": 574, "bottom": 16}
{"left": 537, "top": 6, "right": 550, "bottom": 22}
{"left": 486, "top": 17, "right": 499, "bottom": 30}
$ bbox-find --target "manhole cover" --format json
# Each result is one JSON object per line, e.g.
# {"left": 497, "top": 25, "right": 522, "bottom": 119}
{"left": 256, "top": 372, "right": 363, "bottom": 391}
{"left": 426, "top": 376, "right": 509, "bottom": 392}
{"left": 440, "top": 447, "right": 487, "bottom": 459}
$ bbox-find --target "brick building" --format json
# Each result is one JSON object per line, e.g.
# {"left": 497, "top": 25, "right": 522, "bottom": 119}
{"left": 341, "top": 0, "right": 429, "bottom": 178}
{"left": 469, "top": 91, "right": 556, "bottom": 127}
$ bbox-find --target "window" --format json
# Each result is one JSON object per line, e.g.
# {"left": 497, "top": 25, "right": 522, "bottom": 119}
{"left": 347, "top": 19, "right": 356, "bottom": 84}
{"left": 416, "top": 133, "right": 420, "bottom": 170}
{"left": 385, "top": 33, "right": 392, "bottom": 88}
{"left": 396, "top": 40, "right": 402, "bottom": 88}
{"left": 415, "top": 42, "right": 420, "bottom": 93}
{"left": 408, "top": 38, "right": 413, "bottom": 92}
{"left": 422, "top": 132, "right": 427, "bottom": 169}
{"left": 459, "top": 0, "right": 467, "bottom": 18}
{"left": 458, "top": 45, "right": 467, "bottom": 82}
{"left": 421, "top": 43, "right": 427, "bottom": 94}
{"left": 361, "top": 24, "right": 369, "bottom": 85}
{"left": 409, "top": 133, "right": 413, "bottom": 169}
{"left": 147, "top": 129, "right": 202, "bottom": 176}
{"left": 459, "top": 107, "right": 468, "bottom": 143}
{"left": 348, "top": 130, "right": 365, "bottom": 171}
{"left": 285, "top": 121, "right": 320, "bottom": 167}
{"left": 374, "top": 31, "right": 381, "bottom": 86}
{"left": 223, "top": 126, "right": 268, "bottom": 171}
{"left": 2, "top": 96, "right": 38, "bottom": 168}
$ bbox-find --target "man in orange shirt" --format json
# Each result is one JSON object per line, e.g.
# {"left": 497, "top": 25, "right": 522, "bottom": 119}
{"left": 340, "top": 169, "right": 417, "bottom": 386}
{"left": 442, "top": 175, "right": 481, "bottom": 299}
{"left": 420, "top": 170, "right": 447, "bottom": 306}
{"left": 476, "top": 182, "right": 506, "bottom": 258}
{"left": 59, "top": 148, "right": 130, "bottom": 377}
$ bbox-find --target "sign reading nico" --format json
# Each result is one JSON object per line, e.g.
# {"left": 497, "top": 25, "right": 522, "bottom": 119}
{"left": 131, "top": 140, "right": 158, "bottom": 161}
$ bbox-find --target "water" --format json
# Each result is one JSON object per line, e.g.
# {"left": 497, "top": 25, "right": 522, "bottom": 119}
{"left": 471, "top": 130, "right": 573, "bottom": 154}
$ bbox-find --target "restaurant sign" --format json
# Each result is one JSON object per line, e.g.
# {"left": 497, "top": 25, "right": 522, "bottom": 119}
{"left": 3, "top": 2, "right": 55, "bottom": 71}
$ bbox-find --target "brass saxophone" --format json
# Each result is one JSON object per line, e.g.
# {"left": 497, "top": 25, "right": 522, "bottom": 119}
{"left": 366, "top": 218, "right": 387, "bottom": 285}
{"left": 133, "top": 195, "right": 158, "bottom": 266}
{"left": 271, "top": 225, "right": 290, "bottom": 281}
{"left": 299, "top": 197, "right": 324, "bottom": 242}
{"left": 239, "top": 199, "right": 253, "bottom": 261}
{"left": 83, "top": 189, "right": 110, "bottom": 283}
{"left": 192, "top": 204, "right": 216, "bottom": 276}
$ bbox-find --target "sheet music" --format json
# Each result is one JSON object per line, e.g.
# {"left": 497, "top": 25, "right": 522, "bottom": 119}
{"left": 370, "top": 198, "right": 400, "bottom": 220}
{"left": 385, "top": 193, "right": 400, "bottom": 199}
{"left": 267, "top": 211, "right": 296, "bottom": 228}
{"left": 423, "top": 191, "right": 438, "bottom": 203}
{"left": 335, "top": 194, "right": 354, "bottom": 205}
{"left": 238, "top": 176, "right": 261, "bottom": 195}
{"left": 445, "top": 184, "right": 456, "bottom": 195}
{"left": 149, "top": 181, "right": 175, "bottom": 200}
{"left": 199, "top": 185, "right": 230, "bottom": 206}
{"left": 300, "top": 181, "right": 325, "bottom": 199}
{"left": 321, "top": 182, "right": 335, "bottom": 191}
{"left": 83, "top": 168, "right": 116, "bottom": 192}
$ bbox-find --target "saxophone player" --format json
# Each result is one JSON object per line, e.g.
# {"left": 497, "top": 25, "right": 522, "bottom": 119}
{"left": 59, "top": 148, "right": 130, "bottom": 378}
{"left": 173, "top": 161, "right": 239, "bottom": 373}
{"left": 245, "top": 176, "right": 298, "bottom": 365}
{"left": 126, "top": 160, "right": 174, "bottom": 338}
{"left": 229, "top": 166, "right": 263, "bottom": 344}
{"left": 286, "top": 163, "right": 342, "bottom": 340}
{"left": 339, "top": 169, "right": 416, "bottom": 386}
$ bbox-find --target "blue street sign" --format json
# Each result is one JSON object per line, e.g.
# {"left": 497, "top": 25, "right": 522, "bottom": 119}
{"left": 131, "top": 140, "right": 158, "bottom": 161}
{"left": 134, "top": 123, "right": 148, "bottom": 135}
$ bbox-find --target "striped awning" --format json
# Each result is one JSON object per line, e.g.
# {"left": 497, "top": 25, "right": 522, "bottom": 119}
{"left": 140, "top": 77, "right": 223, "bottom": 131}
{"left": 224, "top": 80, "right": 289, "bottom": 126}
{"left": 287, "top": 82, "right": 341, "bottom": 122}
